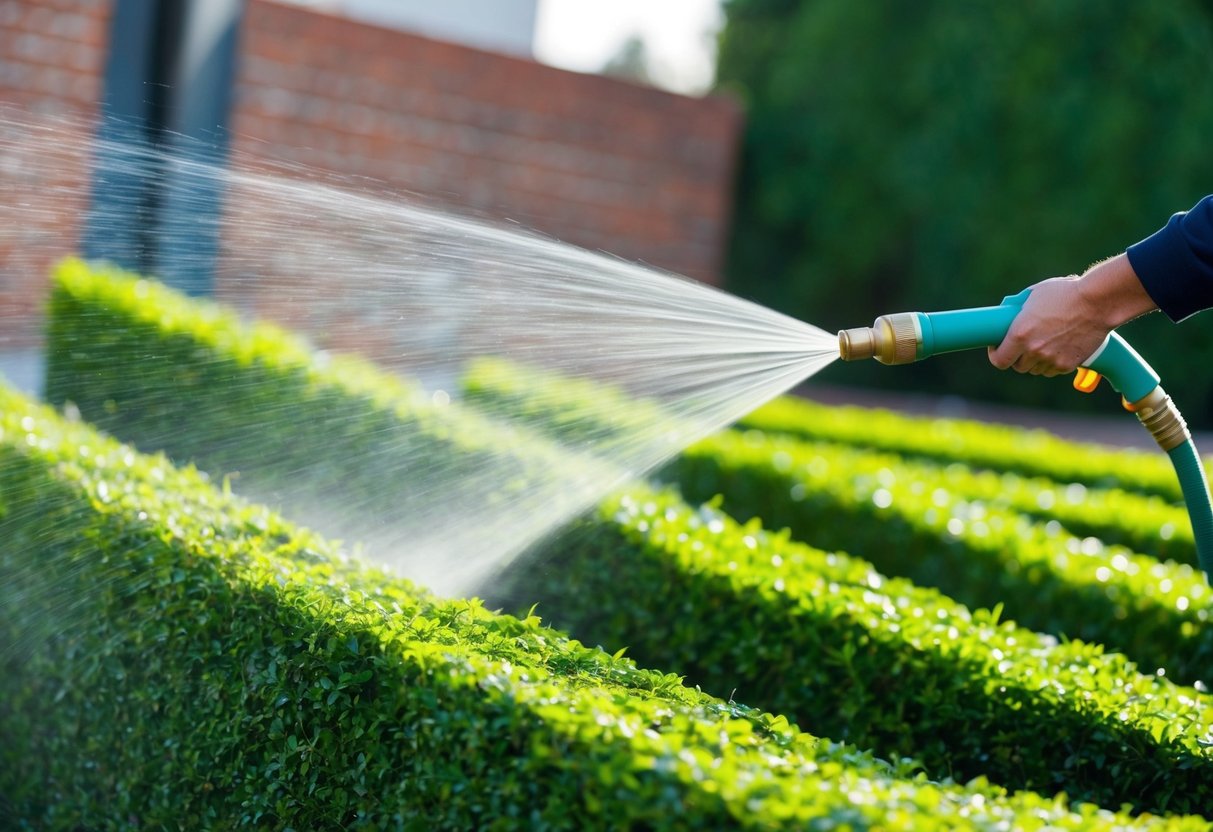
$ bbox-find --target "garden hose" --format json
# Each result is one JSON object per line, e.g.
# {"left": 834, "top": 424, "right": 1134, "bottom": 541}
{"left": 839, "top": 289, "right": 1213, "bottom": 582}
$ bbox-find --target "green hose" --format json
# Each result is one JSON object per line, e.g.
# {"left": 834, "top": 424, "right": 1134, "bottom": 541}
{"left": 1168, "top": 439, "right": 1213, "bottom": 578}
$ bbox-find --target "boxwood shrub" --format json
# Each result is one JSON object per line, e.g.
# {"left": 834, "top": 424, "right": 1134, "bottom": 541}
{"left": 493, "top": 485, "right": 1213, "bottom": 818}
{"left": 465, "top": 356, "right": 1200, "bottom": 564}
{"left": 740, "top": 395, "right": 1206, "bottom": 502}
{"left": 7, "top": 384, "right": 1199, "bottom": 829}
{"left": 673, "top": 430, "right": 1213, "bottom": 685}
{"left": 43, "top": 259, "right": 618, "bottom": 592}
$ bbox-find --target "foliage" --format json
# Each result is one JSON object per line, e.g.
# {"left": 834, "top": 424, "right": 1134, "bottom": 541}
{"left": 497, "top": 486, "right": 1213, "bottom": 817}
{"left": 741, "top": 395, "right": 1203, "bottom": 501}
{"left": 716, "top": 0, "right": 1213, "bottom": 424}
{"left": 462, "top": 356, "right": 1213, "bottom": 812}
{"left": 674, "top": 429, "right": 1213, "bottom": 685}
{"left": 6, "top": 376, "right": 1199, "bottom": 827}
{"left": 44, "top": 259, "right": 603, "bottom": 563}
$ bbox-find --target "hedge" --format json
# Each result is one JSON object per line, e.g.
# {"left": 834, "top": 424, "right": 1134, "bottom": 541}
{"left": 674, "top": 430, "right": 1213, "bottom": 684}
{"left": 463, "top": 357, "right": 1213, "bottom": 812}
{"left": 741, "top": 395, "right": 1208, "bottom": 502}
{"left": 465, "top": 357, "right": 1200, "bottom": 565}
{"left": 43, "top": 259, "right": 618, "bottom": 594}
{"left": 490, "top": 485, "right": 1213, "bottom": 817}
{"left": 462, "top": 356, "right": 1213, "bottom": 681}
{"left": 9, "top": 385, "right": 1202, "bottom": 828}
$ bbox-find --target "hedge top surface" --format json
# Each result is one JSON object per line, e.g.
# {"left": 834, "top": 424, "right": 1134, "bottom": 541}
{"left": 49, "top": 259, "right": 615, "bottom": 480}
{"left": 741, "top": 395, "right": 1196, "bottom": 500}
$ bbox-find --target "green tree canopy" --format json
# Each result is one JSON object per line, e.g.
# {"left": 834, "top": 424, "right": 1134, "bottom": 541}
{"left": 717, "top": 0, "right": 1213, "bottom": 423}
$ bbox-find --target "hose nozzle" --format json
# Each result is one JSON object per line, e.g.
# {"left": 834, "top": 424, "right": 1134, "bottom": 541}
{"left": 838, "top": 313, "right": 920, "bottom": 365}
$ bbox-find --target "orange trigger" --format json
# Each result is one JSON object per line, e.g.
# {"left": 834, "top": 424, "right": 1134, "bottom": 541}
{"left": 1073, "top": 367, "right": 1101, "bottom": 393}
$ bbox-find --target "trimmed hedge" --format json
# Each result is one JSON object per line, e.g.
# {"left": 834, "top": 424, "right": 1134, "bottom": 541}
{"left": 44, "top": 259, "right": 618, "bottom": 593}
{"left": 465, "top": 356, "right": 1201, "bottom": 566}
{"left": 493, "top": 484, "right": 1213, "bottom": 816}
{"left": 463, "top": 356, "right": 1213, "bottom": 682}
{"left": 741, "top": 395, "right": 1208, "bottom": 502}
{"left": 674, "top": 430, "right": 1213, "bottom": 685}
{"left": 8, "top": 387, "right": 1200, "bottom": 828}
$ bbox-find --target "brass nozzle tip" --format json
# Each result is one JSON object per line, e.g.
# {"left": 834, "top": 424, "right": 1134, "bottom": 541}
{"left": 839, "top": 327, "right": 876, "bottom": 361}
{"left": 839, "top": 313, "right": 920, "bottom": 364}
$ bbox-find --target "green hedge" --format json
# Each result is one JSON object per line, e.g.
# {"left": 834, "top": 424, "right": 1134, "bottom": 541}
{"left": 463, "top": 357, "right": 1213, "bottom": 811}
{"left": 43, "top": 260, "right": 618, "bottom": 593}
{"left": 466, "top": 356, "right": 1201, "bottom": 565}
{"left": 8, "top": 384, "right": 1198, "bottom": 827}
{"left": 495, "top": 484, "right": 1213, "bottom": 817}
{"left": 741, "top": 395, "right": 1207, "bottom": 502}
{"left": 674, "top": 430, "right": 1213, "bottom": 685}
{"left": 463, "top": 356, "right": 1213, "bottom": 681}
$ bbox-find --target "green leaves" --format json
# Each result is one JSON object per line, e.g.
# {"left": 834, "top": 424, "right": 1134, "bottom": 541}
{"left": 463, "top": 353, "right": 1213, "bottom": 818}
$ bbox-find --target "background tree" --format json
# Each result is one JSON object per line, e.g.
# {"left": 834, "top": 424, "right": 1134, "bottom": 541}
{"left": 602, "top": 34, "right": 656, "bottom": 86}
{"left": 717, "top": 0, "right": 1213, "bottom": 423}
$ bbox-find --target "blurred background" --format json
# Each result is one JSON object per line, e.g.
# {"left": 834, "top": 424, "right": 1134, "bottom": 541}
{"left": 3, "top": 0, "right": 1213, "bottom": 428}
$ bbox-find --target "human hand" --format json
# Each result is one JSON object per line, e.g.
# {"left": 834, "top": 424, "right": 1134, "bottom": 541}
{"left": 988, "top": 254, "right": 1157, "bottom": 376}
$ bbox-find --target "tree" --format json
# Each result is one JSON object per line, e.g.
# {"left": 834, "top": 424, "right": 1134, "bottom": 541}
{"left": 602, "top": 34, "right": 655, "bottom": 86}
{"left": 717, "top": 0, "right": 1213, "bottom": 422}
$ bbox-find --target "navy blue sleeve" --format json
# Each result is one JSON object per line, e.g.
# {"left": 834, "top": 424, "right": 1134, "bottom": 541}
{"left": 1126, "top": 195, "right": 1213, "bottom": 322}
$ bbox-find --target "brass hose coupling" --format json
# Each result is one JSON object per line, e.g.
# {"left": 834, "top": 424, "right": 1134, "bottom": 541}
{"left": 1127, "top": 386, "right": 1190, "bottom": 452}
{"left": 839, "top": 313, "right": 920, "bottom": 365}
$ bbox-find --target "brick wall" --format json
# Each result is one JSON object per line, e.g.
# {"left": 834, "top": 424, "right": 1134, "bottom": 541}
{"left": 0, "top": 0, "right": 111, "bottom": 350}
{"left": 229, "top": 0, "right": 741, "bottom": 285}
{"left": 0, "top": 0, "right": 743, "bottom": 360}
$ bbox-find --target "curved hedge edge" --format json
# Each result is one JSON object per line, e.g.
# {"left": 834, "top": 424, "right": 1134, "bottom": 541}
{"left": 3, "top": 387, "right": 1196, "bottom": 829}
{"left": 672, "top": 430, "right": 1213, "bottom": 686}
{"left": 44, "top": 259, "right": 624, "bottom": 593}
{"left": 489, "top": 484, "right": 1213, "bottom": 818}
{"left": 741, "top": 395, "right": 1201, "bottom": 501}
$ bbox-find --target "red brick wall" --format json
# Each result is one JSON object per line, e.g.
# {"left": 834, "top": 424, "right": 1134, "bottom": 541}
{"left": 230, "top": 0, "right": 741, "bottom": 285}
{"left": 0, "top": 0, "right": 742, "bottom": 354}
{"left": 0, "top": 0, "right": 111, "bottom": 348}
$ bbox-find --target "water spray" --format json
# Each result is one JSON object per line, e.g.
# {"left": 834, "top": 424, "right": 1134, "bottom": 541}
{"left": 839, "top": 289, "right": 1213, "bottom": 582}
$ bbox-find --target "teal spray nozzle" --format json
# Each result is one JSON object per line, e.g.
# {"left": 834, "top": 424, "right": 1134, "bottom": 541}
{"left": 839, "top": 290, "right": 1213, "bottom": 582}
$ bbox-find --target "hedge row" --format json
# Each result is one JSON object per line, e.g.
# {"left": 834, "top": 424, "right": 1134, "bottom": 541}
{"left": 10, "top": 380, "right": 1202, "bottom": 827}
{"left": 886, "top": 459, "right": 1197, "bottom": 568}
{"left": 463, "top": 353, "right": 1213, "bottom": 812}
{"left": 466, "top": 354, "right": 1200, "bottom": 565}
{"left": 0, "top": 381, "right": 959, "bottom": 828}
{"left": 44, "top": 260, "right": 616, "bottom": 592}
{"left": 461, "top": 356, "right": 1213, "bottom": 681}
{"left": 740, "top": 395, "right": 1206, "bottom": 502}
{"left": 674, "top": 430, "right": 1213, "bottom": 685}
{"left": 468, "top": 358, "right": 1198, "bottom": 567}
{"left": 492, "top": 485, "right": 1213, "bottom": 817}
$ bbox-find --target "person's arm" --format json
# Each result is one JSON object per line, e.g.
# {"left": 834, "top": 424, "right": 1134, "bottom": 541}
{"left": 1126, "top": 195, "right": 1213, "bottom": 322}
{"left": 990, "top": 194, "right": 1213, "bottom": 375}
